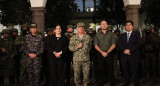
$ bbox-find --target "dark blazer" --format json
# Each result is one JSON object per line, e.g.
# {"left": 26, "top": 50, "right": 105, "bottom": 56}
{"left": 47, "top": 35, "right": 69, "bottom": 60}
{"left": 119, "top": 31, "right": 141, "bottom": 62}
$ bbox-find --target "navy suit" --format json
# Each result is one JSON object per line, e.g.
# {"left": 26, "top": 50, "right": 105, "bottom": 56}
{"left": 119, "top": 31, "right": 141, "bottom": 86}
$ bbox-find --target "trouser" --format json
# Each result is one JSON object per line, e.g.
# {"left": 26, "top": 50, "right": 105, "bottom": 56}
{"left": 48, "top": 57, "right": 66, "bottom": 86}
{"left": 97, "top": 52, "right": 115, "bottom": 86}
{"left": 66, "top": 58, "right": 72, "bottom": 86}
{"left": 121, "top": 60, "right": 140, "bottom": 86}
{"left": 73, "top": 61, "right": 90, "bottom": 84}
{"left": 26, "top": 57, "right": 41, "bottom": 86}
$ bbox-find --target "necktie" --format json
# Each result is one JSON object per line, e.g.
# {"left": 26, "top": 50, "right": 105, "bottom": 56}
{"left": 127, "top": 33, "right": 130, "bottom": 43}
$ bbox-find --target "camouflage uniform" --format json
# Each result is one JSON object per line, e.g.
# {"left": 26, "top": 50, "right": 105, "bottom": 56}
{"left": 69, "top": 34, "right": 91, "bottom": 84}
{"left": 141, "top": 27, "right": 158, "bottom": 77}
{"left": 113, "top": 29, "right": 121, "bottom": 79}
{"left": 0, "top": 29, "right": 15, "bottom": 85}
{"left": 14, "top": 32, "right": 28, "bottom": 84}
{"left": 23, "top": 33, "right": 44, "bottom": 86}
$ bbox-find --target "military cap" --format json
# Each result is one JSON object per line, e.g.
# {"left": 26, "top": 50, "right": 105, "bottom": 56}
{"left": 145, "top": 27, "right": 152, "bottom": 31}
{"left": 67, "top": 25, "right": 74, "bottom": 29}
{"left": 114, "top": 29, "right": 120, "bottom": 32}
{"left": 11, "top": 28, "right": 18, "bottom": 33}
{"left": 2, "top": 29, "right": 10, "bottom": 34}
{"left": 30, "top": 23, "right": 37, "bottom": 28}
{"left": 87, "top": 28, "right": 94, "bottom": 32}
{"left": 21, "top": 24, "right": 28, "bottom": 28}
{"left": 76, "top": 22, "right": 85, "bottom": 27}
{"left": 107, "top": 25, "right": 113, "bottom": 29}
{"left": 46, "top": 28, "right": 53, "bottom": 32}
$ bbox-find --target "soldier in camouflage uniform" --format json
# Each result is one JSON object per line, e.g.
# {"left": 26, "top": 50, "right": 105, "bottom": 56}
{"left": 14, "top": 25, "right": 29, "bottom": 85}
{"left": 10, "top": 29, "right": 18, "bottom": 41}
{"left": 69, "top": 22, "right": 91, "bottom": 86}
{"left": 0, "top": 29, "right": 15, "bottom": 86}
{"left": 86, "top": 28, "right": 97, "bottom": 82}
{"left": 107, "top": 25, "right": 113, "bottom": 32}
{"left": 113, "top": 29, "right": 121, "bottom": 80}
{"left": 65, "top": 25, "right": 75, "bottom": 86}
{"left": 22, "top": 23, "right": 44, "bottom": 86}
{"left": 41, "top": 28, "right": 53, "bottom": 85}
{"left": 9, "top": 28, "right": 20, "bottom": 84}
{"left": 141, "top": 27, "right": 158, "bottom": 78}
{"left": 158, "top": 29, "right": 160, "bottom": 77}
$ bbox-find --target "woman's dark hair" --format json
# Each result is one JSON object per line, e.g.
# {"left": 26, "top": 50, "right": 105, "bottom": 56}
{"left": 125, "top": 20, "right": 134, "bottom": 26}
{"left": 54, "top": 25, "right": 61, "bottom": 30}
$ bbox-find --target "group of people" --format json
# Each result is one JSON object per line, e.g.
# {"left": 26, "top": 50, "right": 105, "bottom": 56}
{"left": 0, "top": 20, "right": 160, "bottom": 86}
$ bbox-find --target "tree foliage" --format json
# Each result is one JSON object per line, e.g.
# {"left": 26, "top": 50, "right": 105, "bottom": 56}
{"left": 45, "top": 0, "right": 77, "bottom": 33}
{"left": 95, "top": 0, "right": 126, "bottom": 25}
{"left": 0, "top": 0, "right": 31, "bottom": 26}
{"left": 141, "top": 0, "right": 160, "bottom": 28}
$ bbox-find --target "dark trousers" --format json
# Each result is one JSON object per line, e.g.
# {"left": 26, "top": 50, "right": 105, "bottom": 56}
{"left": 48, "top": 56, "right": 66, "bottom": 86}
{"left": 97, "top": 52, "right": 115, "bottom": 86}
{"left": 120, "top": 60, "right": 140, "bottom": 86}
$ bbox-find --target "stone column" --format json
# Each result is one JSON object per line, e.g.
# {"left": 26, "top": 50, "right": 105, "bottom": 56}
{"left": 124, "top": 5, "right": 141, "bottom": 30}
{"left": 82, "top": 0, "right": 86, "bottom": 12}
{"left": 30, "top": 7, "right": 45, "bottom": 33}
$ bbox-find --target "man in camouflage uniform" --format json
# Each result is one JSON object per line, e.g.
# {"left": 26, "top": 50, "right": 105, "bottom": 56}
{"left": 41, "top": 28, "right": 53, "bottom": 85}
{"left": 107, "top": 25, "right": 113, "bottom": 32}
{"left": 9, "top": 28, "right": 20, "bottom": 84}
{"left": 141, "top": 27, "right": 158, "bottom": 78}
{"left": 65, "top": 25, "right": 75, "bottom": 86}
{"left": 86, "top": 28, "right": 97, "bottom": 82}
{"left": 14, "top": 25, "right": 29, "bottom": 85}
{"left": 23, "top": 23, "right": 44, "bottom": 86}
{"left": 113, "top": 29, "right": 121, "bottom": 80}
{"left": 0, "top": 29, "right": 15, "bottom": 86}
{"left": 10, "top": 29, "right": 18, "bottom": 41}
{"left": 69, "top": 22, "right": 91, "bottom": 86}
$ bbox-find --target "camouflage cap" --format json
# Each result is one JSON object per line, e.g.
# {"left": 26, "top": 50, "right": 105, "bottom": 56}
{"left": 87, "top": 28, "right": 94, "bottom": 32}
{"left": 11, "top": 28, "right": 18, "bottom": 33}
{"left": 67, "top": 25, "right": 74, "bottom": 29}
{"left": 145, "top": 27, "right": 152, "bottom": 31}
{"left": 30, "top": 23, "right": 37, "bottom": 28}
{"left": 107, "top": 25, "right": 113, "bottom": 29}
{"left": 21, "top": 24, "right": 28, "bottom": 28}
{"left": 76, "top": 22, "right": 85, "bottom": 27}
{"left": 114, "top": 29, "right": 120, "bottom": 32}
{"left": 2, "top": 29, "right": 10, "bottom": 34}
{"left": 46, "top": 28, "right": 53, "bottom": 32}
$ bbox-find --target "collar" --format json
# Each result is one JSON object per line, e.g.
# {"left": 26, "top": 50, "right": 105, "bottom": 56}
{"left": 100, "top": 31, "right": 109, "bottom": 34}
{"left": 127, "top": 30, "right": 132, "bottom": 34}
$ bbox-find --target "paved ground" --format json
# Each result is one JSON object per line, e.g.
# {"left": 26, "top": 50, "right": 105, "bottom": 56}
{"left": 3, "top": 75, "right": 160, "bottom": 86}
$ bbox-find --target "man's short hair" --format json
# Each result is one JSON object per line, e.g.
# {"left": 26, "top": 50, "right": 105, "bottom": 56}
{"left": 125, "top": 20, "right": 134, "bottom": 26}
{"left": 100, "top": 20, "right": 108, "bottom": 25}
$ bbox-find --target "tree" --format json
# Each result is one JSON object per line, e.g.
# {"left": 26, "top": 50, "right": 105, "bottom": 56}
{"left": 141, "top": 0, "right": 160, "bottom": 28}
{"left": 45, "top": 0, "right": 77, "bottom": 33}
{"left": 95, "top": 0, "right": 125, "bottom": 26}
{"left": 0, "top": 0, "right": 31, "bottom": 26}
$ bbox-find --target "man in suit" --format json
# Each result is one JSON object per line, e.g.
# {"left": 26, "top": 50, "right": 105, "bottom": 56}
{"left": 119, "top": 20, "right": 141, "bottom": 86}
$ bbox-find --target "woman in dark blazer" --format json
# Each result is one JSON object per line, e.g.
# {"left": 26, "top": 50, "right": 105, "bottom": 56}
{"left": 47, "top": 25, "right": 69, "bottom": 86}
